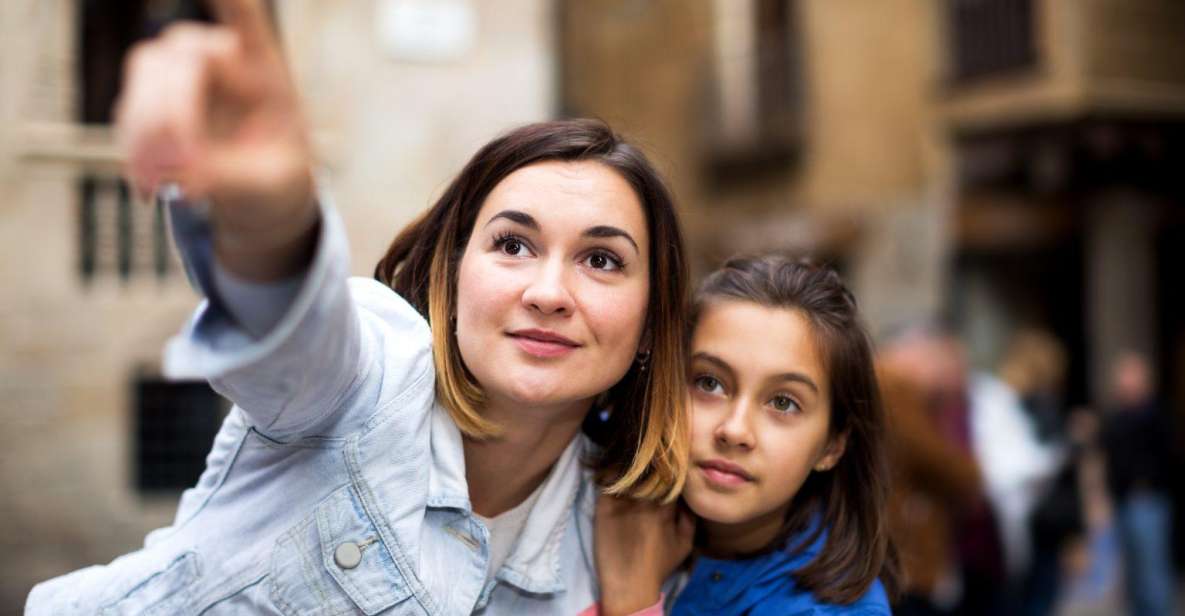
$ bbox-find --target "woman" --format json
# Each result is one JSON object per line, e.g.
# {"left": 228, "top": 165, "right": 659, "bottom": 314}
{"left": 593, "top": 257, "right": 898, "bottom": 615}
{"left": 27, "top": 2, "right": 688, "bottom": 614}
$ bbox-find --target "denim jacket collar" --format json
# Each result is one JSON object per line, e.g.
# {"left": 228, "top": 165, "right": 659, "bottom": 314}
{"left": 426, "top": 404, "right": 470, "bottom": 511}
{"left": 425, "top": 402, "right": 586, "bottom": 595}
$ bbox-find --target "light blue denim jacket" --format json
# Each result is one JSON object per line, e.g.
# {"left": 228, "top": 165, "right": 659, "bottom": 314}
{"left": 26, "top": 199, "right": 603, "bottom": 615}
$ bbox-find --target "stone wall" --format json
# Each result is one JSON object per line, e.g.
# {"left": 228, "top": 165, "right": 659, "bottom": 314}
{"left": 560, "top": 0, "right": 951, "bottom": 331}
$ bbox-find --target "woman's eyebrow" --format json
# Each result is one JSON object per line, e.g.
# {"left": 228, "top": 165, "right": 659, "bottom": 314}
{"left": 691, "top": 352, "right": 735, "bottom": 378}
{"left": 483, "top": 211, "right": 640, "bottom": 255}
{"left": 484, "top": 209, "right": 538, "bottom": 230}
{"left": 584, "top": 225, "right": 639, "bottom": 255}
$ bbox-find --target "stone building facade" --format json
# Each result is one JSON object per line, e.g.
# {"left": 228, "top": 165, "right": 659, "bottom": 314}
{"left": 2, "top": 0, "right": 1183, "bottom": 610}
{"left": 559, "top": 0, "right": 1185, "bottom": 412}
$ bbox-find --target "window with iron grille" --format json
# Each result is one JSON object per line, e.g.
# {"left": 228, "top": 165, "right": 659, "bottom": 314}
{"left": 75, "top": 2, "right": 272, "bottom": 284}
{"left": 948, "top": 0, "right": 1038, "bottom": 83}
{"left": 80, "top": 0, "right": 217, "bottom": 124}
{"left": 78, "top": 176, "right": 175, "bottom": 283}
{"left": 706, "top": 0, "right": 804, "bottom": 186}
{"left": 77, "top": 1, "right": 217, "bottom": 284}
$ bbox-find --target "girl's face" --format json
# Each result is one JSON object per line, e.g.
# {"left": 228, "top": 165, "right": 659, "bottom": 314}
{"left": 455, "top": 160, "right": 650, "bottom": 414}
{"left": 683, "top": 301, "right": 845, "bottom": 543}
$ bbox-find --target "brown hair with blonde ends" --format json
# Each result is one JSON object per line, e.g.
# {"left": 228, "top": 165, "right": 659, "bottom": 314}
{"left": 374, "top": 119, "right": 690, "bottom": 502}
{"left": 692, "top": 255, "right": 900, "bottom": 604}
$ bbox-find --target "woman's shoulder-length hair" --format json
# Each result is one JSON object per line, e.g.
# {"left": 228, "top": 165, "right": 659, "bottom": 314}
{"left": 374, "top": 119, "right": 689, "bottom": 503}
{"left": 692, "top": 255, "right": 901, "bottom": 603}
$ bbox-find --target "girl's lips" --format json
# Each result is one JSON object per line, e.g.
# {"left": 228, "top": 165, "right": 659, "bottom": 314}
{"left": 697, "top": 460, "right": 754, "bottom": 488}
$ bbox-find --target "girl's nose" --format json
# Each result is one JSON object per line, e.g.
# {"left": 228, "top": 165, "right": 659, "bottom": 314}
{"left": 715, "top": 402, "right": 755, "bottom": 450}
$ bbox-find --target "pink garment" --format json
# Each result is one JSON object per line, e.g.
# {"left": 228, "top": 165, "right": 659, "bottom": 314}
{"left": 578, "top": 595, "right": 664, "bottom": 616}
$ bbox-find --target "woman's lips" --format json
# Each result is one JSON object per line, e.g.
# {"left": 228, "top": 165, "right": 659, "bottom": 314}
{"left": 698, "top": 460, "right": 754, "bottom": 488}
{"left": 508, "top": 329, "right": 581, "bottom": 358}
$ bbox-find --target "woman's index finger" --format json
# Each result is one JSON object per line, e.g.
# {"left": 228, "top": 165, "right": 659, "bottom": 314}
{"left": 208, "top": 0, "right": 276, "bottom": 53}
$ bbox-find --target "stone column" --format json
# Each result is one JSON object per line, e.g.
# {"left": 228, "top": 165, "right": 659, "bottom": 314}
{"left": 1085, "top": 189, "right": 1158, "bottom": 405}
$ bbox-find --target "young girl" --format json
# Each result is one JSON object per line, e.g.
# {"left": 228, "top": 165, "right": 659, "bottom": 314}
{"left": 27, "top": 2, "right": 689, "bottom": 613}
{"left": 594, "top": 256, "right": 899, "bottom": 615}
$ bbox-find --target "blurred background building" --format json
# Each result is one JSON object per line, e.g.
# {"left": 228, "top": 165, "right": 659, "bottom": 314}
{"left": 0, "top": 0, "right": 1182, "bottom": 613}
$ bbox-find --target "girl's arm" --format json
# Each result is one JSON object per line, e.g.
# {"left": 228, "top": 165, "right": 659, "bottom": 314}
{"left": 577, "top": 597, "right": 664, "bottom": 616}
{"left": 593, "top": 494, "right": 695, "bottom": 616}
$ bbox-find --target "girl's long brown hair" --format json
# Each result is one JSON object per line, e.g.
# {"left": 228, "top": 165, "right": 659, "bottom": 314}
{"left": 692, "top": 255, "right": 900, "bottom": 603}
{"left": 374, "top": 119, "right": 689, "bottom": 502}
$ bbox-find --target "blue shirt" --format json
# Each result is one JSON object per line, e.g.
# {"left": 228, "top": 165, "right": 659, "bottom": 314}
{"left": 27, "top": 197, "right": 605, "bottom": 615}
{"left": 670, "top": 526, "right": 891, "bottom": 616}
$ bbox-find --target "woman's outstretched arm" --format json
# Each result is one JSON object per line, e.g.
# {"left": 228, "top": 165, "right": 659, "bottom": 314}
{"left": 117, "top": 0, "right": 318, "bottom": 282}
{"left": 121, "top": 0, "right": 428, "bottom": 438}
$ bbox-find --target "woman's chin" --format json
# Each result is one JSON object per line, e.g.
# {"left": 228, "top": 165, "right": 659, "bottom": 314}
{"left": 493, "top": 375, "right": 588, "bottom": 410}
{"left": 488, "top": 364, "right": 615, "bottom": 409}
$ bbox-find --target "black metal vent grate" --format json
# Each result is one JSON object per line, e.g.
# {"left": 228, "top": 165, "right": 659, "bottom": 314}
{"left": 134, "top": 378, "right": 228, "bottom": 493}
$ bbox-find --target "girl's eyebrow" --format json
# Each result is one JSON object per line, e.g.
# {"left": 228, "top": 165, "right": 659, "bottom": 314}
{"left": 769, "top": 372, "right": 820, "bottom": 394}
{"left": 694, "top": 351, "right": 819, "bottom": 394}
{"left": 484, "top": 210, "right": 640, "bottom": 256}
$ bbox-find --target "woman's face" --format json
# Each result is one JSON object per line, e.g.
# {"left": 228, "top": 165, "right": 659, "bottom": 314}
{"left": 682, "top": 301, "right": 844, "bottom": 541}
{"left": 455, "top": 160, "right": 650, "bottom": 414}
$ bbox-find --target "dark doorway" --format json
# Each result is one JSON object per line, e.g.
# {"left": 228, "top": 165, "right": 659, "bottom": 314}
{"left": 952, "top": 236, "right": 1089, "bottom": 410}
{"left": 1157, "top": 211, "right": 1185, "bottom": 570}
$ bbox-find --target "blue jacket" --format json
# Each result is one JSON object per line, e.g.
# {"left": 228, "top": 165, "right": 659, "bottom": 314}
{"left": 670, "top": 527, "right": 891, "bottom": 616}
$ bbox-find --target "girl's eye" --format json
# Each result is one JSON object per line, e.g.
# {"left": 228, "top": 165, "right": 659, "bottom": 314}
{"left": 584, "top": 251, "right": 624, "bottom": 272}
{"left": 494, "top": 234, "right": 532, "bottom": 257}
{"left": 693, "top": 375, "right": 724, "bottom": 396}
{"left": 770, "top": 394, "right": 801, "bottom": 414}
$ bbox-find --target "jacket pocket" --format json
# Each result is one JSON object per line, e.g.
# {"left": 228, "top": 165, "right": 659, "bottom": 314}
{"left": 99, "top": 551, "right": 200, "bottom": 616}
{"left": 270, "top": 483, "right": 419, "bottom": 615}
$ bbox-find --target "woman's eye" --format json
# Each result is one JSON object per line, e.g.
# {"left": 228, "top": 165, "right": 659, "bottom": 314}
{"left": 693, "top": 375, "right": 723, "bottom": 395}
{"left": 494, "top": 235, "right": 532, "bottom": 257}
{"left": 770, "top": 395, "right": 801, "bottom": 414}
{"left": 584, "top": 251, "right": 623, "bottom": 272}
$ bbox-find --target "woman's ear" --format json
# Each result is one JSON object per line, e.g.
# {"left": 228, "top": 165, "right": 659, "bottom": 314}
{"left": 813, "top": 431, "right": 848, "bottom": 472}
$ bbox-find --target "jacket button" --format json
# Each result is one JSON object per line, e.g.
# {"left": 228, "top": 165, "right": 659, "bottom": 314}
{"left": 711, "top": 571, "right": 723, "bottom": 582}
{"left": 334, "top": 542, "right": 363, "bottom": 569}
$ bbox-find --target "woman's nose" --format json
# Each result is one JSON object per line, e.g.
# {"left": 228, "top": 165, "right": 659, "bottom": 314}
{"left": 521, "top": 259, "right": 575, "bottom": 315}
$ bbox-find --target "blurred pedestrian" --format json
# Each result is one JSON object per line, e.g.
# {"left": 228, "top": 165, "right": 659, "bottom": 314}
{"left": 995, "top": 329, "right": 1083, "bottom": 616}
{"left": 1100, "top": 351, "right": 1176, "bottom": 616}
{"left": 878, "top": 361, "right": 982, "bottom": 616}
{"left": 879, "top": 324, "right": 1003, "bottom": 616}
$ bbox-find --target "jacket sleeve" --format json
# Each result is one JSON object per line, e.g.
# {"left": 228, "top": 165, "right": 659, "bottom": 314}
{"left": 160, "top": 189, "right": 380, "bottom": 439}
